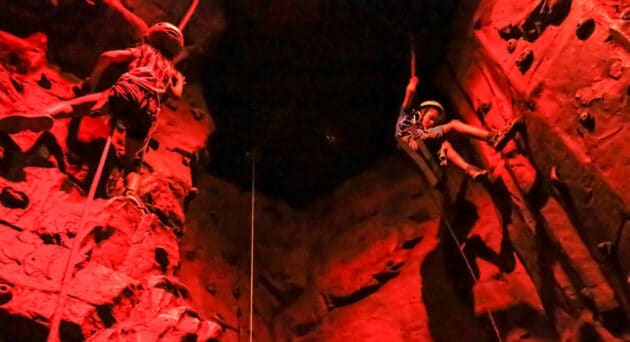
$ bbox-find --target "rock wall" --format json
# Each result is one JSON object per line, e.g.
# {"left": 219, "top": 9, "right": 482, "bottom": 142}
{"left": 433, "top": 0, "right": 630, "bottom": 339}
{"left": 196, "top": 0, "right": 630, "bottom": 340}
{"left": 0, "top": 27, "right": 227, "bottom": 340}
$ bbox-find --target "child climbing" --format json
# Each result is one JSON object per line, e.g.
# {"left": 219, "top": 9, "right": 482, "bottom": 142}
{"left": 395, "top": 76, "right": 521, "bottom": 180}
{"left": 75, "top": 22, "right": 186, "bottom": 206}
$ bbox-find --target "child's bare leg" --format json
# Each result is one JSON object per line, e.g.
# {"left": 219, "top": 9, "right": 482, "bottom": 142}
{"left": 440, "top": 141, "right": 487, "bottom": 180}
{"left": 442, "top": 120, "right": 490, "bottom": 140}
{"left": 443, "top": 118, "right": 524, "bottom": 151}
{"left": 48, "top": 93, "right": 104, "bottom": 118}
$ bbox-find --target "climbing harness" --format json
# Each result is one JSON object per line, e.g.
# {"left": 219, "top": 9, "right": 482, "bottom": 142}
{"left": 47, "top": 136, "right": 112, "bottom": 342}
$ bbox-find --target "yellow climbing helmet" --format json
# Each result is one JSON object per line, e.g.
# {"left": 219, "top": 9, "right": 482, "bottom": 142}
{"left": 145, "top": 22, "right": 184, "bottom": 58}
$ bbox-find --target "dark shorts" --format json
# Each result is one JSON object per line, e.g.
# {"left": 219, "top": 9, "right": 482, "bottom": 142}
{"left": 108, "top": 80, "right": 160, "bottom": 172}
{"left": 108, "top": 79, "right": 159, "bottom": 140}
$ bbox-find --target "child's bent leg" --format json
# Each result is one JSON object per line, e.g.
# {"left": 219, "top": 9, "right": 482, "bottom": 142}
{"left": 440, "top": 141, "right": 488, "bottom": 180}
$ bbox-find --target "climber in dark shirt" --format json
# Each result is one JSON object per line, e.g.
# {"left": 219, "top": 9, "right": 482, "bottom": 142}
{"left": 395, "top": 76, "right": 521, "bottom": 180}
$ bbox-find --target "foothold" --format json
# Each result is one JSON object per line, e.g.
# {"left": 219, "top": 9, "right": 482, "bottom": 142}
{"left": 205, "top": 282, "right": 216, "bottom": 295}
{"left": 550, "top": 166, "right": 560, "bottom": 182}
{"left": 524, "top": 21, "right": 544, "bottom": 41}
{"left": 37, "top": 73, "right": 51, "bottom": 89}
{"left": 148, "top": 138, "right": 160, "bottom": 150}
{"left": 579, "top": 112, "right": 595, "bottom": 132}
{"left": 473, "top": 19, "right": 482, "bottom": 30}
{"left": 155, "top": 247, "right": 169, "bottom": 273}
{"left": 0, "top": 187, "right": 29, "bottom": 209}
{"left": 191, "top": 108, "right": 206, "bottom": 121}
{"left": 507, "top": 39, "right": 518, "bottom": 53}
{"left": 9, "top": 77, "right": 23, "bottom": 93}
{"left": 499, "top": 24, "right": 522, "bottom": 40}
{"left": 477, "top": 102, "right": 492, "bottom": 115}
{"left": 515, "top": 49, "right": 534, "bottom": 74}
{"left": 576, "top": 18, "right": 595, "bottom": 40}
{"left": 622, "top": 9, "right": 630, "bottom": 21}
{"left": 0, "top": 282, "right": 12, "bottom": 305}
{"left": 608, "top": 59, "right": 623, "bottom": 80}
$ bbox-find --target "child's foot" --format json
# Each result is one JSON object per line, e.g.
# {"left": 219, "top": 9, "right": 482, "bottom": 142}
{"left": 0, "top": 114, "right": 54, "bottom": 134}
{"left": 487, "top": 117, "right": 524, "bottom": 151}
{"left": 465, "top": 165, "right": 488, "bottom": 181}
{"left": 124, "top": 189, "right": 147, "bottom": 212}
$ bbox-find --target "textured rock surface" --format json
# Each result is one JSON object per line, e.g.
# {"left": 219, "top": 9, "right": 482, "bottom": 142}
{"left": 434, "top": 0, "right": 630, "bottom": 338}
{"left": 2, "top": 0, "right": 629, "bottom": 341}
{"left": 0, "top": 24, "right": 224, "bottom": 340}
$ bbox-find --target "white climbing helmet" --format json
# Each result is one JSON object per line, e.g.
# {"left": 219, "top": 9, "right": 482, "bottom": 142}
{"left": 418, "top": 100, "right": 445, "bottom": 116}
{"left": 145, "top": 22, "right": 184, "bottom": 58}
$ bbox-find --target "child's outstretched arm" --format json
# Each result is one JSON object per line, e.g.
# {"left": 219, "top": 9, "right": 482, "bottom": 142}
{"left": 84, "top": 49, "right": 134, "bottom": 93}
{"left": 401, "top": 76, "right": 419, "bottom": 111}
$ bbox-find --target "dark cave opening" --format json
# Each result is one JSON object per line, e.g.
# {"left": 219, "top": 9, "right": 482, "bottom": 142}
{"left": 202, "top": 0, "right": 461, "bottom": 207}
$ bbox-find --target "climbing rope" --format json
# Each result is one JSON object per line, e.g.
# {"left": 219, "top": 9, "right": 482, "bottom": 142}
{"left": 249, "top": 150, "right": 256, "bottom": 342}
{"left": 178, "top": 0, "right": 199, "bottom": 31}
{"left": 425, "top": 187, "right": 504, "bottom": 342}
{"left": 47, "top": 136, "right": 112, "bottom": 342}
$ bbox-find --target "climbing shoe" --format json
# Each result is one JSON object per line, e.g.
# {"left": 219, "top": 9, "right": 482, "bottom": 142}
{"left": 487, "top": 117, "right": 524, "bottom": 151}
{"left": 465, "top": 165, "right": 488, "bottom": 181}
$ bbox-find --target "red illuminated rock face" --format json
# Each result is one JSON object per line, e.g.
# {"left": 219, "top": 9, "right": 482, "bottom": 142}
{"left": 182, "top": 1, "right": 630, "bottom": 341}
{"left": 433, "top": 0, "right": 630, "bottom": 339}
{"left": 0, "top": 28, "right": 226, "bottom": 340}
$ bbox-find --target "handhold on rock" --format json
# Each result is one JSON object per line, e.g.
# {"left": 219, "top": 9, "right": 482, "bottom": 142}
{"left": 550, "top": 166, "right": 561, "bottom": 182}
{"left": 477, "top": 102, "right": 492, "bottom": 115}
{"left": 205, "top": 282, "right": 216, "bottom": 295}
{"left": 148, "top": 138, "right": 160, "bottom": 150}
{"left": 0, "top": 187, "right": 29, "bottom": 209}
{"left": 155, "top": 247, "right": 170, "bottom": 273}
{"left": 608, "top": 59, "right": 623, "bottom": 80}
{"left": 576, "top": 18, "right": 595, "bottom": 40}
{"left": 10, "top": 77, "right": 23, "bottom": 92}
{"left": 0, "top": 282, "right": 12, "bottom": 305}
{"left": 191, "top": 108, "right": 206, "bottom": 121}
{"left": 516, "top": 49, "right": 534, "bottom": 74}
{"left": 579, "top": 112, "right": 595, "bottom": 131}
{"left": 507, "top": 39, "right": 518, "bottom": 53}
{"left": 37, "top": 73, "right": 51, "bottom": 89}
{"left": 499, "top": 24, "right": 522, "bottom": 40}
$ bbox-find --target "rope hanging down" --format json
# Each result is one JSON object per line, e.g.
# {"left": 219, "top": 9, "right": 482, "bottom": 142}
{"left": 425, "top": 189, "right": 504, "bottom": 342}
{"left": 405, "top": 32, "right": 503, "bottom": 342}
{"left": 47, "top": 136, "right": 112, "bottom": 342}
{"left": 249, "top": 150, "right": 256, "bottom": 342}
